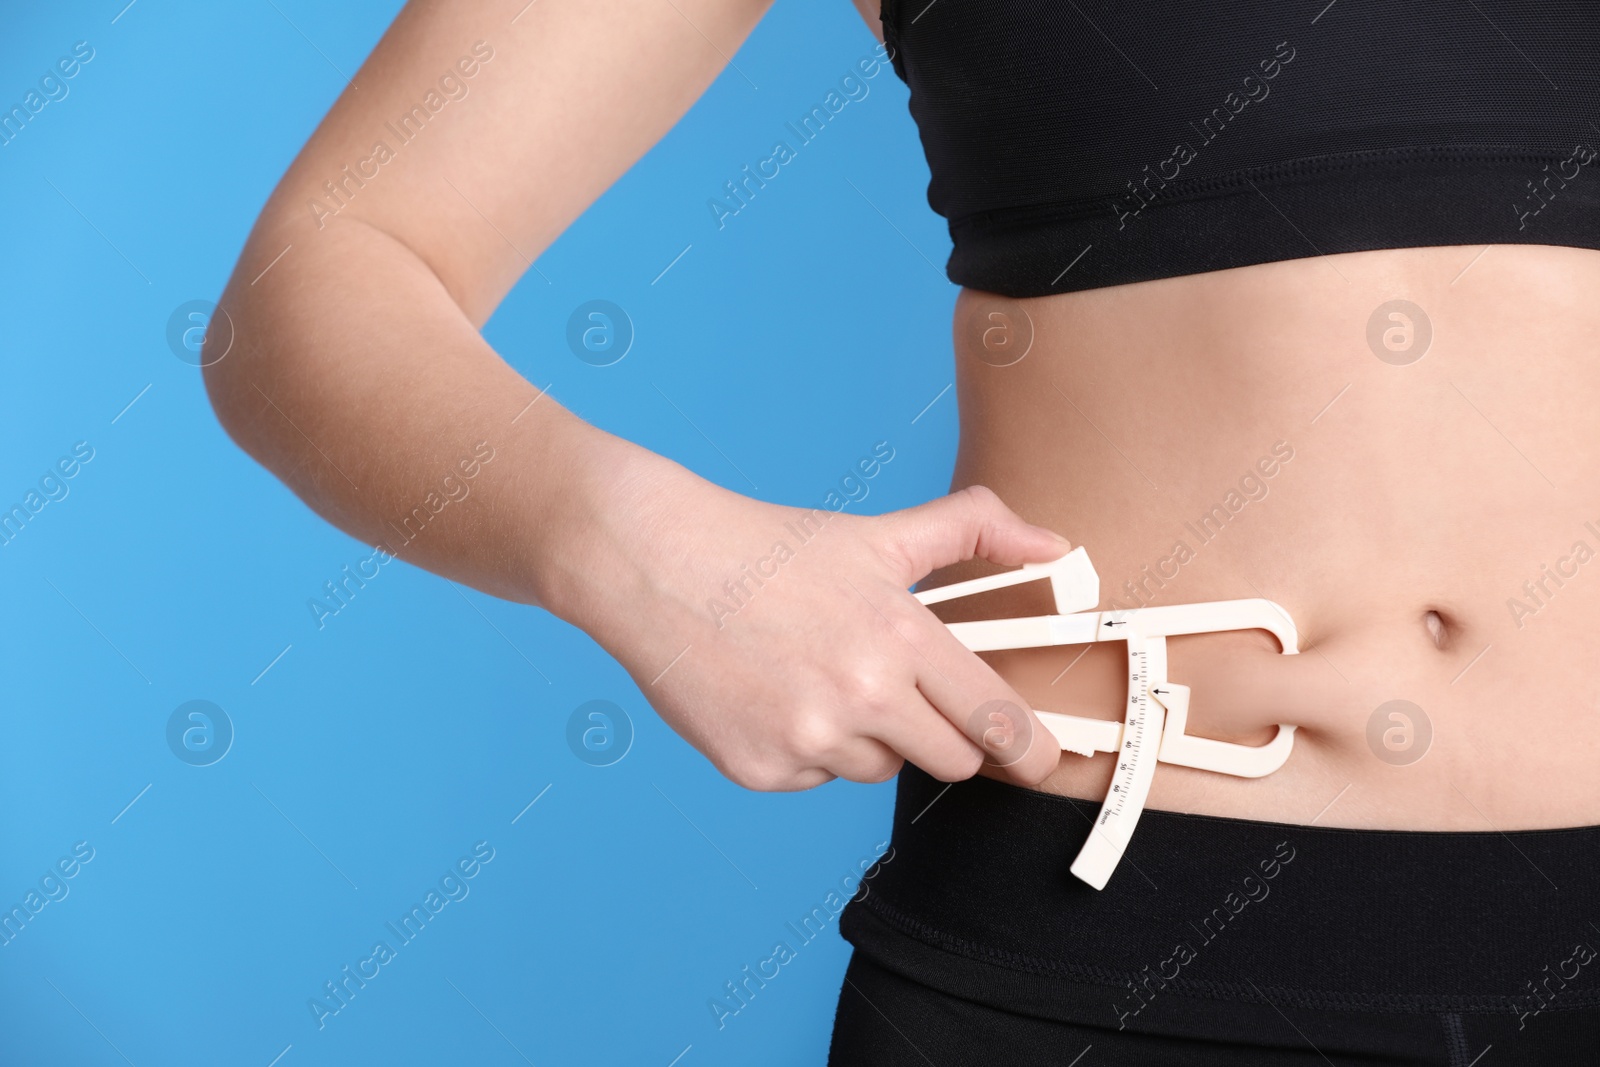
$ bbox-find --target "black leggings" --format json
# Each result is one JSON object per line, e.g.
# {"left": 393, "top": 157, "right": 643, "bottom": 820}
{"left": 830, "top": 765, "right": 1600, "bottom": 1065}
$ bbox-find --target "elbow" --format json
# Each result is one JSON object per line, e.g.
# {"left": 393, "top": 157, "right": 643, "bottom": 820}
{"left": 197, "top": 267, "right": 282, "bottom": 472}
{"left": 200, "top": 205, "right": 304, "bottom": 459}
{"left": 197, "top": 291, "right": 255, "bottom": 456}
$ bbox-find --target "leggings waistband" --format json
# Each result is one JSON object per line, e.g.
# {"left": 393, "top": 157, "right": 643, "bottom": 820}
{"left": 841, "top": 765, "right": 1600, "bottom": 1016}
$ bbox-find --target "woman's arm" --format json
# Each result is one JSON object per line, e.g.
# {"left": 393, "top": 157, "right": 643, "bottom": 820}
{"left": 205, "top": 0, "right": 773, "bottom": 607}
{"left": 205, "top": 0, "right": 1068, "bottom": 790}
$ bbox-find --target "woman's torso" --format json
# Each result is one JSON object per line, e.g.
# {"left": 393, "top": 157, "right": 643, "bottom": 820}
{"left": 927, "top": 243, "right": 1600, "bottom": 829}
{"left": 847, "top": 0, "right": 1600, "bottom": 828}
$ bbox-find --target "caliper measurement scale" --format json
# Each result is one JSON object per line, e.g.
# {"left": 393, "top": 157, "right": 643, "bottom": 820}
{"left": 1076, "top": 623, "right": 1160, "bottom": 888}
{"left": 914, "top": 547, "right": 1300, "bottom": 890}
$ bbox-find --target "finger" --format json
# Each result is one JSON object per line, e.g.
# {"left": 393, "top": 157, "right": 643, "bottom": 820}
{"left": 861, "top": 692, "right": 989, "bottom": 783}
{"left": 731, "top": 761, "right": 837, "bottom": 793}
{"left": 821, "top": 735, "right": 907, "bottom": 785}
{"left": 878, "top": 483, "right": 1072, "bottom": 584}
{"left": 908, "top": 614, "right": 1062, "bottom": 786}
{"left": 787, "top": 766, "right": 839, "bottom": 791}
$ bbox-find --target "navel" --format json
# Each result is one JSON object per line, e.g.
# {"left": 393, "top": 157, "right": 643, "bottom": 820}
{"left": 1423, "top": 608, "right": 1449, "bottom": 649}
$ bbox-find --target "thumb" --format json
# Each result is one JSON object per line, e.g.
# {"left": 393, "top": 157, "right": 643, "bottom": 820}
{"left": 879, "top": 484, "right": 1072, "bottom": 584}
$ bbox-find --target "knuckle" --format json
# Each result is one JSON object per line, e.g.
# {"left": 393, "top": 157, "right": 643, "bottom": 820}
{"left": 862, "top": 527, "right": 917, "bottom": 586}
{"left": 838, "top": 659, "right": 897, "bottom": 712}
{"left": 782, "top": 710, "right": 842, "bottom": 761}
{"left": 960, "top": 483, "right": 1000, "bottom": 507}
{"left": 881, "top": 595, "right": 931, "bottom": 631}
{"left": 958, "top": 483, "right": 1004, "bottom": 521}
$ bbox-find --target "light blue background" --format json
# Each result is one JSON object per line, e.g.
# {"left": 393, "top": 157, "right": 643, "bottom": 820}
{"left": 0, "top": 1, "right": 966, "bottom": 1064}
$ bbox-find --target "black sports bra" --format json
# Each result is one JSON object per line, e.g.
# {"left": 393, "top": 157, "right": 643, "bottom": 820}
{"left": 879, "top": 0, "right": 1600, "bottom": 296}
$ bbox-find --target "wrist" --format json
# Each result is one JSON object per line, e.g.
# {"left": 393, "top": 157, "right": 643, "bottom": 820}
{"left": 523, "top": 424, "right": 708, "bottom": 633}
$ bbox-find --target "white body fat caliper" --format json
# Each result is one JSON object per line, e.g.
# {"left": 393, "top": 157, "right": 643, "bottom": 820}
{"left": 913, "top": 547, "right": 1300, "bottom": 891}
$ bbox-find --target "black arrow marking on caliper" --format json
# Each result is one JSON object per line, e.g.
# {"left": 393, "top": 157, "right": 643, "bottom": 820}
{"left": 1103, "top": 620, "right": 1126, "bottom": 628}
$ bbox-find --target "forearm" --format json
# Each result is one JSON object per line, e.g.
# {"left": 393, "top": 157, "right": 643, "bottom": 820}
{"left": 203, "top": 210, "right": 687, "bottom": 618}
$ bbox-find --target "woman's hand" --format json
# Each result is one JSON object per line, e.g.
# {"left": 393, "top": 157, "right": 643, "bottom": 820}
{"left": 546, "top": 446, "right": 1069, "bottom": 791}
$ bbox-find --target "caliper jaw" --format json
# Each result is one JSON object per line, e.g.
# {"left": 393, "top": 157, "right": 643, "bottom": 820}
{"left": 1033, "top": 698, "right": 1294, "bottom": 776}
{"left": 1035, "top": 712, "right": 1122, "bottom": 759}
{"left": 1153, "top": 683, "right": 1297, "bottom": 778}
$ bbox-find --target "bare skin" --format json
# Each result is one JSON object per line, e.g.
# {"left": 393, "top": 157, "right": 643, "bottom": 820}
{"left": 205, "top": 0, "right": 1600, "bottom": 830}
{"left": 944, "top": 245, "right": 1600, "bottom": 829}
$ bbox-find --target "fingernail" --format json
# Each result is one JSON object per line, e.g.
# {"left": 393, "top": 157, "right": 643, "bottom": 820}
{"left": 1048, "top": 530, "right": 1071, "bottom": 544}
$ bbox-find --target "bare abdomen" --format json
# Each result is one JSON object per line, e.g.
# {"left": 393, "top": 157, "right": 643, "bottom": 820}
{"left": 926, "top": 243, "right": 1600, "bottom": 829}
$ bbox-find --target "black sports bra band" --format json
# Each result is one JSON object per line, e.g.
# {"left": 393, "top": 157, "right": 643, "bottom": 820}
{"left": 880, "top": 0, "right": 1600, "bottom": 296}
